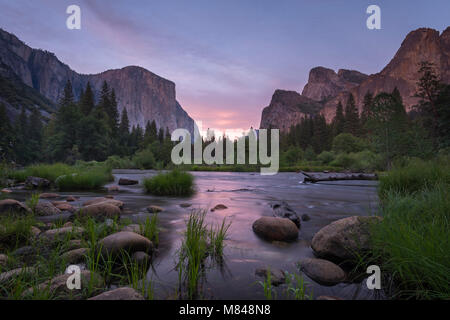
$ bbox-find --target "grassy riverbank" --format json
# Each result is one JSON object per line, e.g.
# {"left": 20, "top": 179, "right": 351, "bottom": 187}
{"left": 371, "top": 157, "right": 450, "bottom": 299}
{"left": 3, "top": 162, "right": 113, "bottom": 191}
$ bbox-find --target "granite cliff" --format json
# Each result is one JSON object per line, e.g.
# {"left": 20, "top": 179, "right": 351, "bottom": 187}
{"left": 0, "top": 28, "right": 195, "bottom": 134}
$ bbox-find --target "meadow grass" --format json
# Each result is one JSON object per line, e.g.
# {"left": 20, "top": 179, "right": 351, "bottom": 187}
{"left": 373, "top": 157, "right": 450, "bottom": 300}
{"left": 143, "top": 170, "right": 194, "bottom": 196}
{"left": 378, "top": 157, "right": 450, "bottom": 199}
{"left": 371, "top": 184, "right": 450, "bottom": 299}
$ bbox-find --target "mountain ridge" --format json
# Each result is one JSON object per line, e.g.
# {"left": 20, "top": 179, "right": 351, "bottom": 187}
{"left": 260, "top": 27, "right": 450, "bottom": 130}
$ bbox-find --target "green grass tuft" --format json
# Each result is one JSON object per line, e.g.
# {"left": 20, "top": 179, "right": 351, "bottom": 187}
{"left": 143, "top": 170, "right": 194, "bottom": 196}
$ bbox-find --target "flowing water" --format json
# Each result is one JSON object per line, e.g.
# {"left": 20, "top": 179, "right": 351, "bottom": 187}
{"left": 11, "top": 170, "right": 382, "bottom": 300}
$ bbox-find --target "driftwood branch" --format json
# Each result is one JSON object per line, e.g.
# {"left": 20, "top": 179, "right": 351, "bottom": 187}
{"left": 300, "top": 171, "right": 378, "bottom": 183}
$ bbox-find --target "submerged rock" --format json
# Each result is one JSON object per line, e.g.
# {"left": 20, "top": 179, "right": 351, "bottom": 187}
{"left": 39, "top": 193, "right": 60, "bottom": 199}
{"left": 118, "top": 178, "right": 138, "bottom": 185}
{"left": 270, "top": 201, "right": 301, "bottom": 228}
{"left": 255, "top": 268, "right": 286, "bottom": 286}
{"left": 179, "top": 203, "right": 192, "bottom": 208}
{"left": 89, "top": 287, "right": 144, "bottom": 300}
{"left": 0, "top": 199, "right": 31, "bottom": 215}
{"left": 311, "top": 216, "right": 382, "bottom": 262}
{"left": 82, "top": 198, "right": 124, "bottom": 209}
{"left": 108, "top": 185, "right": 120, "bottom": 192}
{"left": 252, "top": 217, "right": 299, "bottom": 242}
{"left": 211, "top": 204, "right": 228, "bottom": 211}
{"left": 298, "top": 258, "right": 346, "bottom": 286}
{"left": 316, "top": 295, "right": 344, "bottom": 300}
{"left": 25, "top": 176, "right": 51, "bottom": 189}
{"left": 147, "top": 205, "right": 163, "bottom": 213}
{"left": 99, "top": 231, "right": 153, "bottom": 256}
{"left": 66, "top": 196, "right": 76, "bottom": 202}
{"left": 301, "top": 214, "right": 311, "bottom": 221}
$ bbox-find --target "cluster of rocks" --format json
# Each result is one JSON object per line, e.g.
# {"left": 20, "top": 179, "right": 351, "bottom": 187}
{"left": 0, "top": 193, "right": 162, "bottom": 300}
{"left": 251, "top": 199, "right": 381, "bottom": 298}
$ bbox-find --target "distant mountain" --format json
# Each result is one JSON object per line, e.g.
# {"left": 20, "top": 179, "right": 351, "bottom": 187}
{"left": 260, "top": 27, "right": 450, "bottom": 130}
{"left": 0, "top": 28, "right": 195, "bottom": 134}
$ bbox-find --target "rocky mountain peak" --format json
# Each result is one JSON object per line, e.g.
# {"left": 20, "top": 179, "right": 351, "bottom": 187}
{"left": 302, "top": 67, "right": 368, "bottom": 102}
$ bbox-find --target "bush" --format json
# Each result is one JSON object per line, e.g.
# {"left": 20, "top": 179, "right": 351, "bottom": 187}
{"left": 105, "top": 156, "right": 135, "bottom": 169}
{"left": 133, "top": 148, "right": 156, "bottom": 170}
{"left": 317, "top": 151, "right": 335, "bottom": 165}
{"left": 281, "top": 147, "right": 304, "bottom": 166}
{"left": 332, "top": 133, "right": 366, "bottom": 154}
{"left": 143, "top": 170, "right": 194, "bottom": 196}
{"left": 304, "top": 146, "right": 316, "bottom": 161}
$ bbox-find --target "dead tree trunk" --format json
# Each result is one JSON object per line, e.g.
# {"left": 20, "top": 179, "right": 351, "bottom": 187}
{"left": 300, "top": 171, "right": 378, "bottom": 183}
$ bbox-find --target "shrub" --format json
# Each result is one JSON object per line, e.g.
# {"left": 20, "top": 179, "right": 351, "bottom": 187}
{"left": 332, "top": 133, "right": 365, "bottom": 154}
{"left": 330, "top": 153, "right": 355, "bottom": 169}
{"left": 143, "top": 170, "right": 194, "bottom": 196}
{"left": 105, "top": 156, "right": 135, "bottom": 169}
{"left": 304, "top": 146, "right": 316, "bottom": 161}
{"left": 317, "top": 151, "right": 335, "bottom": 165}
{"left": 281, "top": 147, "right": 304, "bottom": 166}
{"left": 132, "top": 148, "right": 156, "bottom": 170}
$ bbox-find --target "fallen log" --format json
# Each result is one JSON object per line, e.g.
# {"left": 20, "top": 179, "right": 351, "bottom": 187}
{"left": 300, "top": 171, "right": 378, "bottom": 183}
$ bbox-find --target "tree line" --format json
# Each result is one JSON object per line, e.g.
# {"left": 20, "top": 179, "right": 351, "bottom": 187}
{"left": 0, "top": 80, "right": 174, "bottom": 166}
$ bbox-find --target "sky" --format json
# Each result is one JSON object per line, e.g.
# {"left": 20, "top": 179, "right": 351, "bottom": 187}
{"left": 0, "top": 0, "right": 449, "bottom": 135}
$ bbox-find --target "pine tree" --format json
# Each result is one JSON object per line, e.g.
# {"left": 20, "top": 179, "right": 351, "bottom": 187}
{"left": 118, "top": 108, "right": 130, "bottom": 156}
{"left": 312, "top": 114, "right": 331, "bottom": 153}
{"left": 332, "top": 101, "right": 345, "bottom": 136}
{"left": 343, "top": 94, "right": 361, "bottom": 136}
{"left": 27, "top": 107, "right": 43, "bottom": 162}
{"left": 51, "top": 80, "right": 82, "bottom": 161}
{"left": 361, "top": 92, "right": 373, "bottom": 127}
{"left": 80, "top": 82, "right": 95, "bottom": 116}
{"left": 158, "top": 127, "right": 164, "bottom": 143}
{"left": 14, "top": 107, "right": 29, "bottom": 164}
{"left": 0, "top": 103, "right": 13, "bottom": 161}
